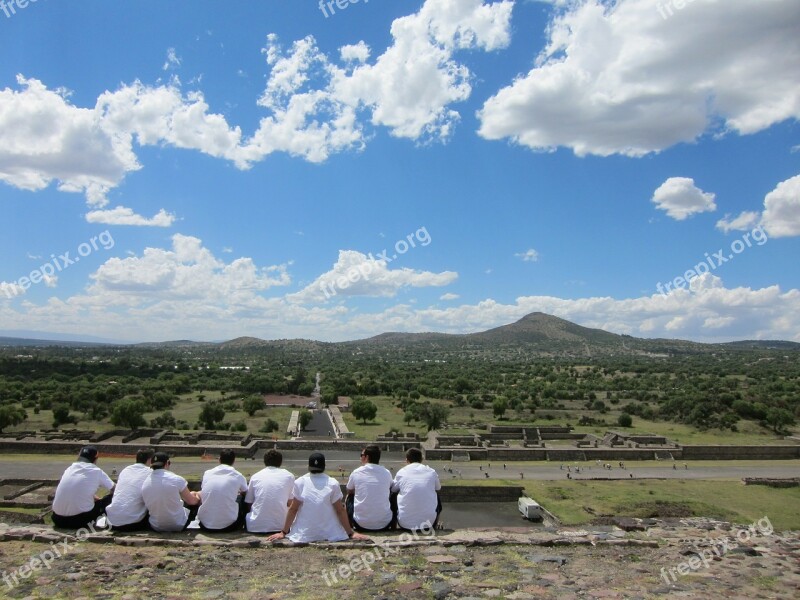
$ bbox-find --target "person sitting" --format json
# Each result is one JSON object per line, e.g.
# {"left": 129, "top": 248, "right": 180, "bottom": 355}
{"left": 105, "top": 448, "right": 155, "bottom": 531}
{"left": 51, "top": 446, "right": 115, "bottom": 530}
{"left": 244, "top": 449, "right": 295, "bottom": 534}
{"left": 267, "top": 452, "right": 368, "bottom": 543}
{"left": 391, "top": 448, "right": 441, "bottom": 531}
{"left": 346, "top": 444, "right": 393, "bottom": 531}
{"left": 197, "top": 449, "right": 248, "bottom": 532}
{"left": 141, "top": 452, "right": 201, "bottom": 532}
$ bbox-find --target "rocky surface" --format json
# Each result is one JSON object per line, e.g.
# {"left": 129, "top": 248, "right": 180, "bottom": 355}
{"left": 0, "top": 519, "right": 798, "bottom": 599}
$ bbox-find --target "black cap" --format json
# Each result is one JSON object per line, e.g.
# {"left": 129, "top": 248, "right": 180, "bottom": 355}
{"left": 308, "top": 452, "right": 325, "bottom": 473}
{"left": 78, "top": 446, "right": 98, "bottom": 463}
{"left": 151, "top": 451, "right": 170, "bottom": 469}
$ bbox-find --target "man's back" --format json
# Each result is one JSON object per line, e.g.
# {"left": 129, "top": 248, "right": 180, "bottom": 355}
{"left": 106, "top": 463, "right": 150, "bottom": 527}
{"left": 392, "top": 462, "right": 440, "bottom": 530}
{"left": 197, "top": 464, "right": 248, "bottom": 530}
{"left": 347, "top": 463, "right": 392, "bottom": 530}
{"left": 245, "top": 466, "right": 295, "bottom": 533}
{"left": 289, "top": 472, "right": 348, "bottom": 543}
{"left": 52, "top": 462, "right": 114, "bottom": 517}
{"left": 142, "top": 469, "right": 189, "bottom": 532}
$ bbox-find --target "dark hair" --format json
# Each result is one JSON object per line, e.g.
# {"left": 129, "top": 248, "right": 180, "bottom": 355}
{"left": 406, "top": 448, "right": 423, "bottom": 463}
{"left": 264, "top": 449, "right": 283, "bottom": 467}
{"left": 136, "top": 448, "right": 155, "bottom": 465}
{"left": 362, "top": 444, "right": 381, "bottom": 464}
{"left": 219, "top": 449, "right": 236, "bottom": 466}
{"left": 151, "top": 451, "right": 170, "bottom": 469}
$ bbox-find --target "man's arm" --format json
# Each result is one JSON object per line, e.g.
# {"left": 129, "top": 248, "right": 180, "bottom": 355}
{"left": 267, "top": 498, "right": 301, "bottom": 541}
{"left": 333, "top": 499, "right": 368, "bottom": 540}
{"left": 180, "top": 486, "right": 201, "bottom": 506}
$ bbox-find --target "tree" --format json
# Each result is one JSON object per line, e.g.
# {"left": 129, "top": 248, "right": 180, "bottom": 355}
{"left": 243, "top": 395, "right": 264, "bottom": 417}
{"left": 0, "top": 405, "right": 26, "bottom": 433}
{"left": 298, "top": 409, "right": 313, "bottom": 431}
{"left": 198, "top": 401, "right": 226, "bottom": 430}
{"left": 492, "top": 397, "right": 508, "bottom": 418}
{"left": 150, "top": 411, "right": 177, "bottom": 429}
{"left": 617, "top": 413, "right": 633, "bottom": 428}
{"left": 259, "top": 418, "right": 280, "bottom": 433}
{"left": 765, "top": 408, "right": 794, "bottom": 434}
{"left": 421, "top": 403, "right": 449, "bottom": 431}
{"left": 52, "top": 403, "right": 78, "bottom": 428}
{"left": 110, "top": 399, "right": 147, "bottom": 429}
{"left": 351, "top": 398, "right": 378, "bottom": 424}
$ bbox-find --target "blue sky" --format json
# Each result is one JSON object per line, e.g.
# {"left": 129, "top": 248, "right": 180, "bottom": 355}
{"left": 0, "top": 0, "right": 798, "bottom": 343}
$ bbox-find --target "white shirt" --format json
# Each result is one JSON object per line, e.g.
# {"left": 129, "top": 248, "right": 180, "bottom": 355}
{"left": 244, "top": 466, "right": 295, "bottom": 533}
{"left": 105, "top": 463, "right": 150, "bottom": 527}
{"left": 288, "top": 473, "right": 348, "bottom": 543}
{"left": 52, "top": 462, "right": 114, "bottom": 517}
{"left": 391, "top": 462, "right": 441, "bottom": 530}
{"left": 346, "top": 463, "right": 393, "bottom": 530}
{"left": 197, "top": 464, "right": 248, "bottom": 530}
{"left": 142, "top": 469, "right": 190, "bottom": 532}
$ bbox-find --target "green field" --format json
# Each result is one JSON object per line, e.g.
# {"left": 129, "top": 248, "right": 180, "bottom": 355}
{"left": 444, "top": 478, "right": 800, "bottom": 530}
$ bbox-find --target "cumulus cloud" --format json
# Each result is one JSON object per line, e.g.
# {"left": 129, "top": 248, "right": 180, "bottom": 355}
{"left": 761, "top": 174, "right": 800, "bottom": 238}
{"left": 716, "top": 211, "right": 761, "bottom": 233}
{"left": 288, "top": 250, "right": 458, "bottom": 304}
{"left": 0, "top": 1, "right": 514, "bottom": 208}
{"left": 440, "top": 293, "right": 460, "bottom": 301}
{"left": 478, "top": 0, "right": 800, "bottom": 156}
{"left": 515, "top": 249, "right": 540, "bottom": 262}
{"left": 651, "top": 177, "right": 716, "bottom": 220}
{"left": 90, "top": 234, "right": 290, "bottom": 299}
{"left": 85, "top": 206, "right": 176, "bottom": 227}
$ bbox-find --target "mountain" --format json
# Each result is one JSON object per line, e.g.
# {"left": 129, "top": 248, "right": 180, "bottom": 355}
{"left": 1, "top": 313, "right": 797, "bottom": 356}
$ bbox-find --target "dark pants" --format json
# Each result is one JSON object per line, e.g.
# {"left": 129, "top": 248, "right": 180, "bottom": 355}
{"left": 52, "top": 495, "right": 112, "bottom": 530}
{"left": 346, "top": 494, "right": 393, "bottom": 532}
{"left": 109, "top": 513, "right": 151, "bottom": 532}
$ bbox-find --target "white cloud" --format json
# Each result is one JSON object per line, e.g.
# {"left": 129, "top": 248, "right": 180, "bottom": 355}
{"left": 288, "top": 250, "right": 458, "bottom": 304}
{"left": 651, "top": 177, "right": 716, "bottom": 220}
{"left": 85, "top": 206, "right": 176, "bottom": 227}
{"left": 0, "top": 1, "right": 514, "bottom": 208}
{"left": 440, "top": 293, "right": 460, "bottom": 301}
{"left": 478, "top": 0, "right": 800, "bottom": 156}
{"left": 0, "top": 282, "right": 25, "bottom": 300}
{"left": 163, "top": 48, "right": 182, "bottom": 71}
{"left": 716, "top": 211, "right": 761, "bottom": 233}
{"left": 515, "top": 248, "right": 540, "bottom": 262}
{"left": 761, "top": 174, "right": 800, "bottom": 238}
{"left": 90, "top": 234, "right": 290, "bottom": 300}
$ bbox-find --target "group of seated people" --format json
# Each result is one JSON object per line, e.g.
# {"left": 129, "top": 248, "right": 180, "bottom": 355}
{"left": 50, "top": 445, "right": 441, "bottom": 542}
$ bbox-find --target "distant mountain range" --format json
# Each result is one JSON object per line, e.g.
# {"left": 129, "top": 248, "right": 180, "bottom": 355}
{"left": 1, "top": 313, "right": 798, "bottom": 355}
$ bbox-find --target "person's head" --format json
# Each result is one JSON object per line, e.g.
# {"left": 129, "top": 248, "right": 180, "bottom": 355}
{"left": 405, "top": 448, "right": 423, "bottom": 464}
{"left": 150, "top": 452, "right": 171, "bottom": 470}
{"left": 264, "top": 449, "right": 283, "bottom": 468}
{"left": 308, "top": 452, "right": 326, "bottom": 473}
{"left": 78, "top": 445, "right": 98, "bottom": 464}
{"left": 219, "top": 448, "right": 236, "bottom": 466}
{"left": 361, "top": 444, "right": 381, "bottom": 465}
{"left": 136, "top": 448, "right": 155, "bottom": 465}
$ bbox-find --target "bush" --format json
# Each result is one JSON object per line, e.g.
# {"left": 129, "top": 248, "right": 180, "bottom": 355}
{"left": 618, "top": 413, "right": 633, "bottom": 427}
